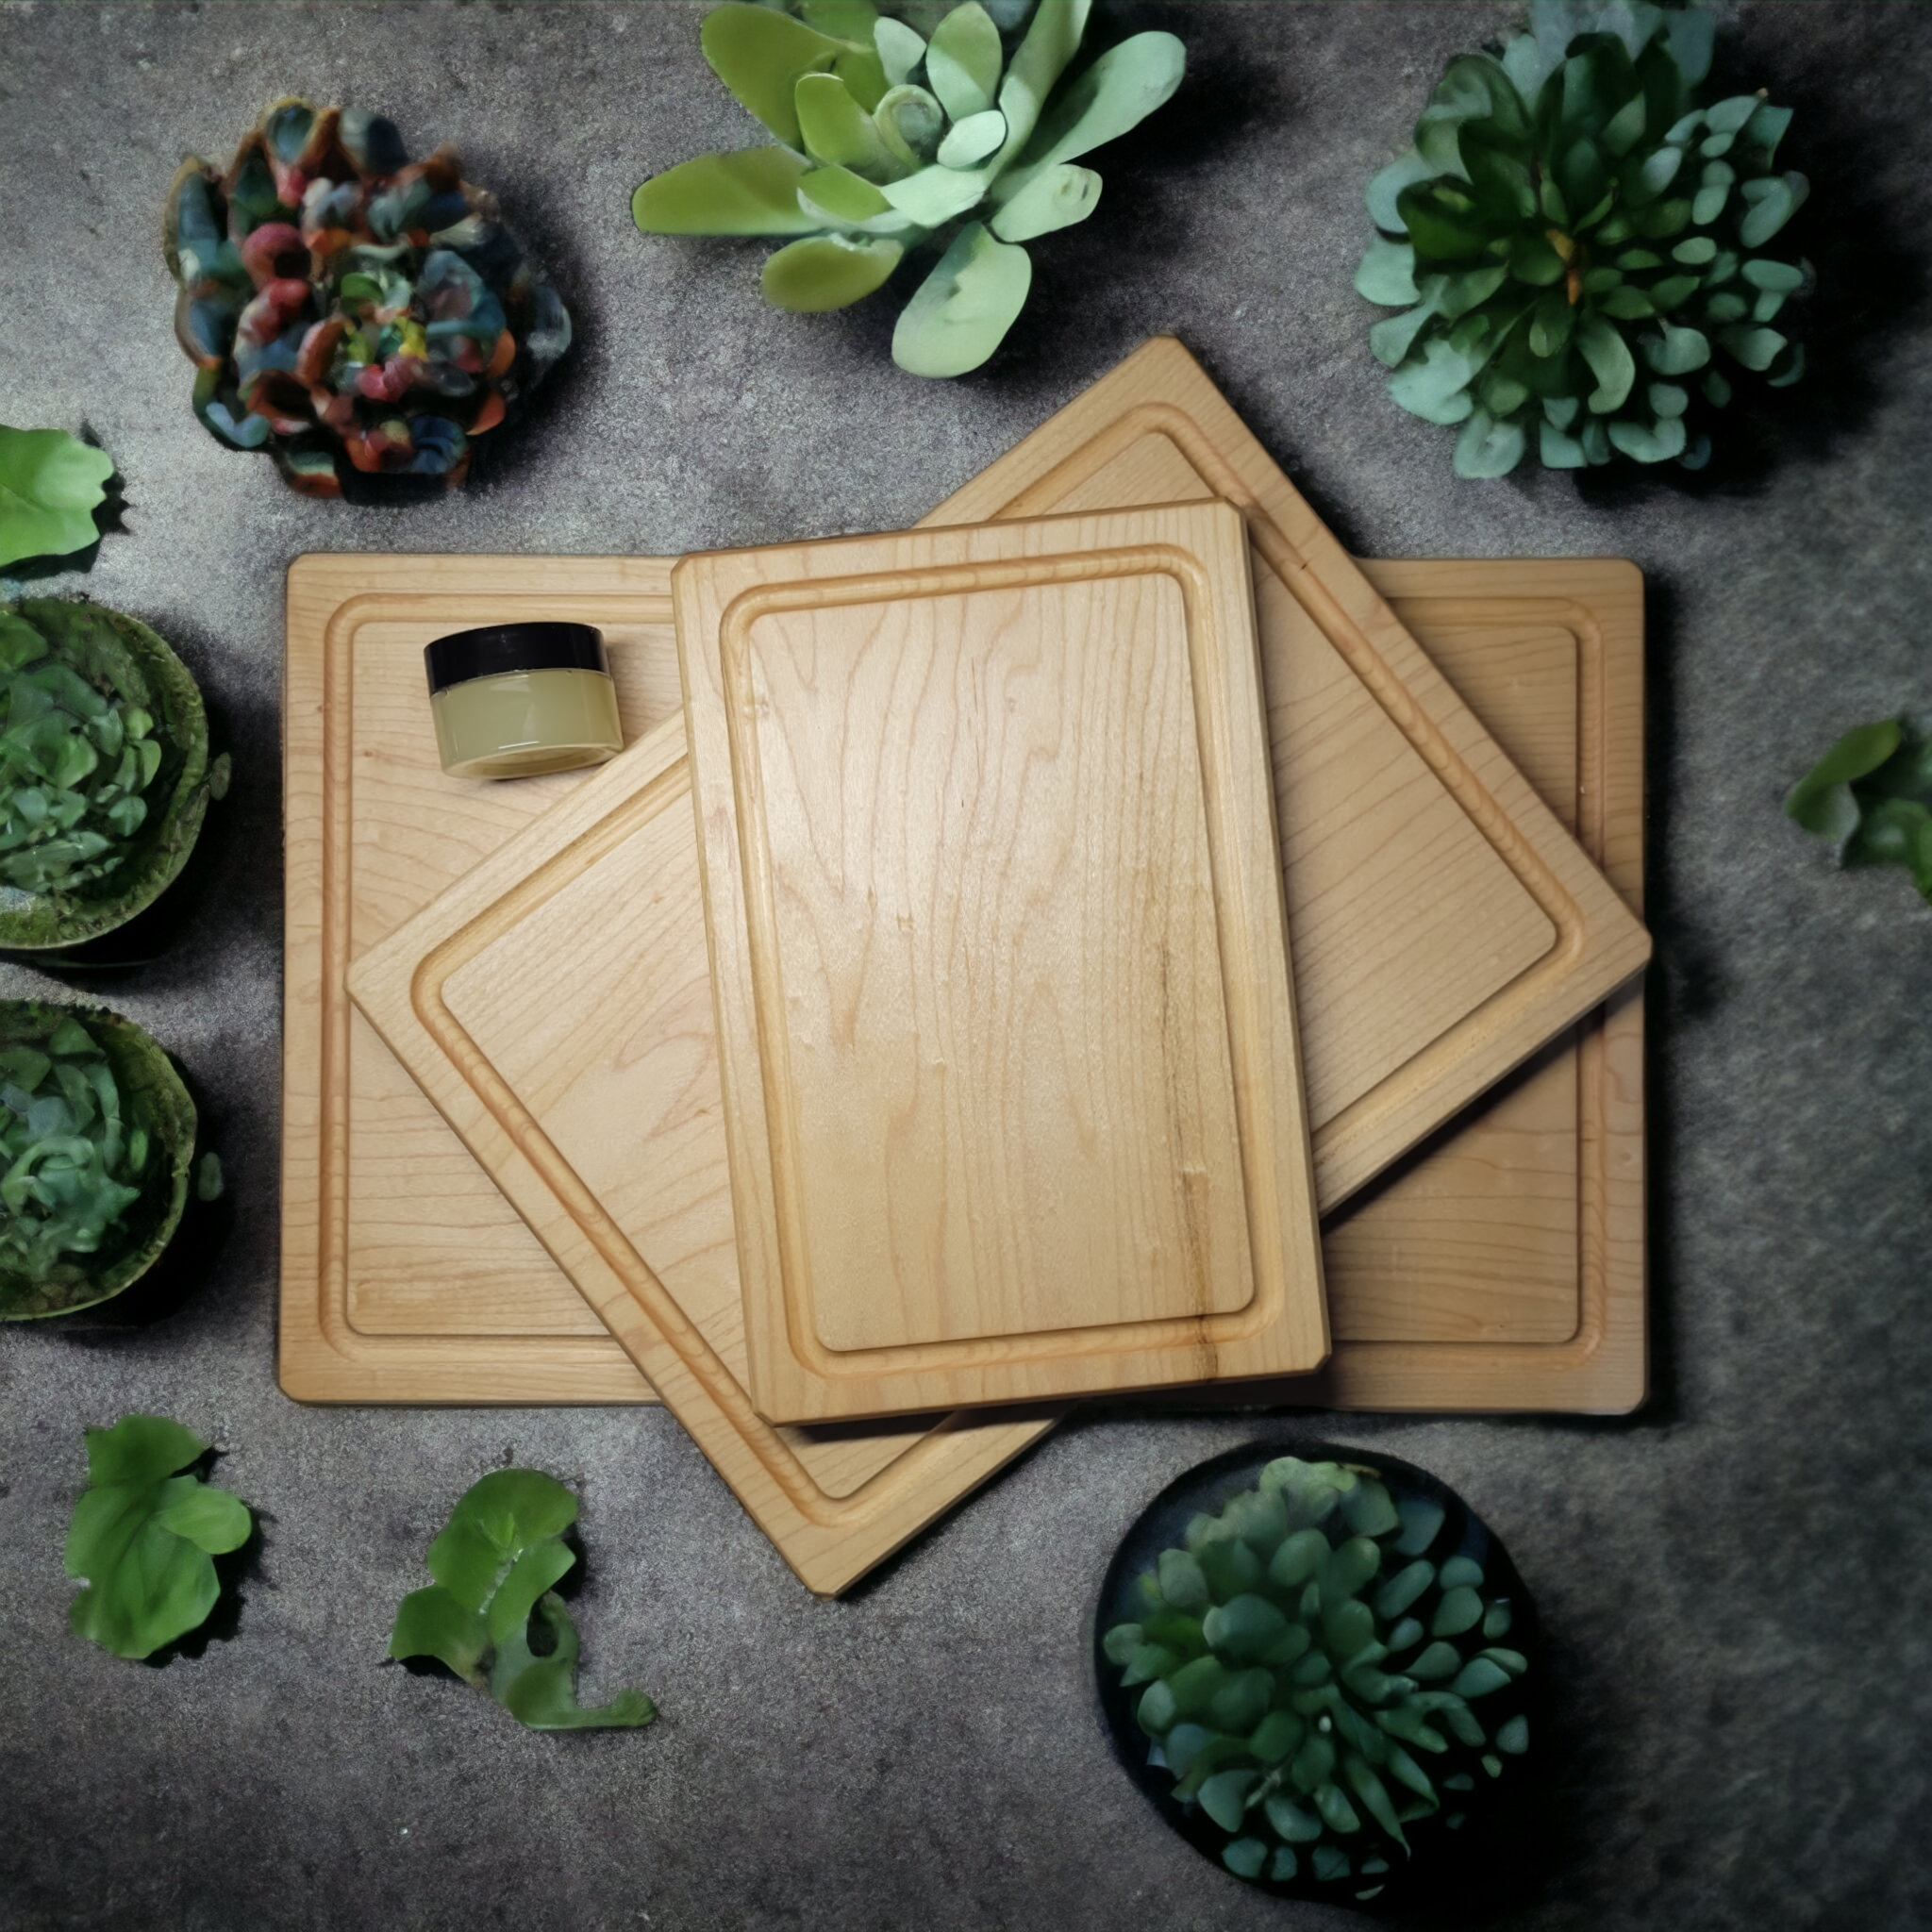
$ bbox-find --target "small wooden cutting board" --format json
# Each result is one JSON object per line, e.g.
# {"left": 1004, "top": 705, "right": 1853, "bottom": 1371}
{"left": 672, "top": 501, "right": 1329, "bottom": 1422}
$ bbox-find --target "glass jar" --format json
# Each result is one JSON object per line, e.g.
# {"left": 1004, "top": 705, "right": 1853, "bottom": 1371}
{"left": 424, "top": 621, "right": 624, "bottom": 780}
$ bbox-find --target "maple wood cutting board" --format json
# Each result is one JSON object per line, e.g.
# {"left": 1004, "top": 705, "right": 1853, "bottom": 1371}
{"left": 285, "top": 554, "right": 1641, "bottom": 1423}
{"left": 671, "top": 502, "right": 1329, "bottom": 1423}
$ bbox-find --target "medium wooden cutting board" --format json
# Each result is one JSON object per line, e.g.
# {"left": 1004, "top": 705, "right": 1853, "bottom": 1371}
{"left": 671, "top": 502, "right": 1328, "bottom": 1422}
{"left": 284, "top": 555, "right": 1641, "bottom": 1419}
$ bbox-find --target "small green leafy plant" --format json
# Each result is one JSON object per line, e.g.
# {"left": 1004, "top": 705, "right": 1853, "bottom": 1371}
{"left": 1, "top": 1001, "right": 198, "bottom": 1319}
{"left": 390, "top": 1469, "right": 656, "bottom": 1732}
{"left": 633, "top": 0, "right": 1184, "bottom": 376}
{"left": 1788, "top": 716, "right": 1932, "bottom": 904}
{"left": 65, "top": 1416, "right": 253, "bottom": 1659}
{"left": 0, "top": 428, "right": 113, "bottom": 574}
{"left": 1357, "top": 0, "right": 1807, "bottom": 476}
{"left": 1101, "top": 1457, "right": 1530, "bottom": 1901}
{"left": 0, "top": 599, "right": 218, "bottom": 950}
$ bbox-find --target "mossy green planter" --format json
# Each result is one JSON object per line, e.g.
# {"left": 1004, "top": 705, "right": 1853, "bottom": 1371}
{"left": 0, "top": 599, "right": 213, "bottom": 952}
{"left": 0, "top": 1000, "right": 196, "bottom": 1318}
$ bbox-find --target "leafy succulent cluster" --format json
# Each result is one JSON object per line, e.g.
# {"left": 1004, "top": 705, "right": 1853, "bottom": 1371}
{"left": 165, "top": 98, "right": 572, "bottom": 496}
{"left": 1357, "top": 0, "right": 1807, "bottom": 476}
{"left": 0, "top": 428, "right": 113, "bottom": 574}
{"left": 390, "top": 1469, "right": 656, "bottom": 1731}
{"left": 1788, "top": 716, "right": 1932, "bottom": 905}
{"left": 0, "top": 1002, "right": 196, "bottom": 1318}
{"left": 65, "top": 1415, "right": 252, "bottom": 1660}
{"left": 634, "top": 0, "right": 1184, "bottom": 376}
{"left": 1102, "top": 1457, "right": 1530, "bottom": 1902}
{"left": 0, "top": 600, "right": 216, "bottom": 950}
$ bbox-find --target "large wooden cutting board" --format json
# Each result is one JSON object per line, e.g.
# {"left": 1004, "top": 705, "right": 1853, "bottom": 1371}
{"left": 283, "top": 554, "right": 1641, "bottom": 1420}
{"left": 671, "top": 502, "right": 1327, "bottom": 1422}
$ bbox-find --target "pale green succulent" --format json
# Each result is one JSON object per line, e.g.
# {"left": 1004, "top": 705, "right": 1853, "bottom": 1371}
{"left": 632, "top": 0, "right": 1185, "bottom": 376}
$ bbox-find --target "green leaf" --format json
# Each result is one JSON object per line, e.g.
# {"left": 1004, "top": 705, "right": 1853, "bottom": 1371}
{"left": 882, "top": 161, "right": 991, "bottom": 226}
{"left": 874, "top": 82, "right": 946, "bottom": 166}
{"left": 1454, "top": 408, "right": 1527, "bottom": 478}
{"left": 1739, "top": 172, "right": 1808, "bottom": 248}
{"left": 1008, "top": 30, "right": 1185, "bottom": 183}
{"left": 1355, "top": 239, "right": 1420, "bottom": 308}
{"left": 798, "top": 163, "right": 899, "bottom": 229}
{"left": 1389, "top": 338, "right": 1482, "bottom": 425}
{"left": 1203, "top": 1592, "right": 1291, "bottom": 1662}
{"left": 390, "top": 1584, "right": 491, "bottom": 1687}
{"left": 392, "top": 1468, "right": 653, "bottom": 1732}
{"left": 701, "top": 4, "right": 853, "bottom": 147}
{"left": 1368, "top": 298, "right": 1440, "bottom": 370}
{"left": 1366, "top": 149, "right": 1438, "bottom": 233}
{"left": 796, "top": 72, "right": 899, "bottom": 176}
{"left": 939, "top": 108, "right": 1008, "bottom": 169}
{"left": 1607, "top": 415, "right": 1688, "bottom": 462}
{"left": 1199, "top": 1769, "right": 1259, "bottom": 1833}
{"left": 64, "top": 1415, "right": 252, "bottom": 1660}
{"left": 874, "top": 16, "right": 925, "bottom": 87}
{"left": 1222, "top": 1838, "right": 1268, "bottom": 1880}
{"left": 891, "top": 221, "right": 1031, "bottom": 377}
{"left": 0, "top": 429, "right": 113, "bottom": 574}
{"left": 801, "top": 0, "right": 877, "bottom": 38}
{"left": 990, "top": 162, "right": 1098, "bottom": 242}
{"left": 1786, "top": 717, "right": 1932, "bottom": 895}
{"left": 1645, "top": 324, "right": 1709, "bottom": 375}
{"left": 1395, "top": 179, "right": 1491, "bottom": 261}
{"left": 632, "top": 148, "right": 820, "bottom": 236}
{"left": 763, "top": 233, "right": 903, "bottom": 311}
{"left": 1576, "top": 309, "right": 1636, "bottom": 410}
{"left": 924, "top": 1, "right": 1003, "bottom": 121}
{"left": 995, "top": 0, "right": 1091, "bottom": 162}
{"left": 1718, "top": 324, "right": 1787, "bottom": 372}
{"left": 491, "top": 1595, "right": 657, "bottom": 1731}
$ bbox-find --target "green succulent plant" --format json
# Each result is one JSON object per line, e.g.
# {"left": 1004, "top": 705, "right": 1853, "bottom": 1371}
{"left": 165, "top": 97, "right": 572, "bottom": 497}
{"left": 1101, "top": 1457, "right": 1531, "bottom": 1901}
{"left": 633, "top": 0, "right": 1185, "bottom": 376}
{"left": 1788, "top": 715, "right": 1932, "bottom": 905}
{"left": 0, "top": 1002, "right": 198, "bottom": 1319}
{"left": 0, "top": 599, "right": 218, "bottom": 951}
{"left": 1357, "top": 0, "right": 1807, "bottom": 476}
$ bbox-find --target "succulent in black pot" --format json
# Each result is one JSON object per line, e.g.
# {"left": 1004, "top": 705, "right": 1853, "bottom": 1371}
{"left": 1095, "top": 1441, "right": 1546, "bottom": 1914}
{"left": 0, "top": 1000, "right": 199, "bottom": 1319}
{"left": 0, "top": 599, "right": 220, "bottom": 956}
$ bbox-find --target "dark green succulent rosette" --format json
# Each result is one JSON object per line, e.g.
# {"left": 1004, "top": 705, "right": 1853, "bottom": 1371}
{"left": 1357, "top": 0, "right": 1807, "bottom": 476}
{"left": 0, "top": 599, "right": 215, "bottom": 952}
{"left": 0, "top": 1001, "right": 197, "bottom": 1319}
{"left": 1096, "top": 1444, "right": 1541, "bottom": 1911}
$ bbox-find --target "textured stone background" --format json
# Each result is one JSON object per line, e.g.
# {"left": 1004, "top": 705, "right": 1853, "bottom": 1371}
{"left": 2, "top": 3, "right": 1929, "bottom": 1928}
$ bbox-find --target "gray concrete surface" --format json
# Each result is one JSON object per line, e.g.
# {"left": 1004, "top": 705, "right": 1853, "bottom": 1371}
{"left": 2, "top": 3, "right": 1929, "bottom": 1927}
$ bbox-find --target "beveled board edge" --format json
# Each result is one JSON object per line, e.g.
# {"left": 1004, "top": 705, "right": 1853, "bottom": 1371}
{"left": 343, "top": 707, "right": 1059, "bottom": 1594}
{"left": 671, "top": 504, "right": 1328, "bottom": 1424}
{"left": 924, "top": 337, "right": 1652, "bottom": 1211}
{"left": 280, "top": 552, "right": 682, "bottom": 1404}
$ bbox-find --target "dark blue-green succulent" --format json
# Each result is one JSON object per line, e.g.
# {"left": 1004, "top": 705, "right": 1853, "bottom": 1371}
{"left": 633, "top": 0, "right": 1184, "bottom": 376}
{"left": 1101, "top": 1457, "right": 1531, "bottom": 1902}
{"left": 1357, "top": 0, "right": 1807, "bottom": 476}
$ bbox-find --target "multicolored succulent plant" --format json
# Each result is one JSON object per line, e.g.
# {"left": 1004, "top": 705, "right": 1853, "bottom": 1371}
{"left": 164, "top": 98, "right": 572, "bottom": 496}
{"left": 0, "top": 1001, "right": 197, "bottom": 1319}
{"left": 1100, "top": 1455, "right": 1533, "bottom": 1904}
{"left": 0, "top": 599, "right": 219, "bottom": 951}
{"left": 633, "top": 1, "right": 1185, "bottom": 376}
{"left": 1357, "top": 0, "right": 1807, "bottom": 475}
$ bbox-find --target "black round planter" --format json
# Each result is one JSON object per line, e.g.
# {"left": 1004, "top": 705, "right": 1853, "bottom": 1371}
{"left": 1093, "top": 1438, "right": 1551, "bottom": 1919}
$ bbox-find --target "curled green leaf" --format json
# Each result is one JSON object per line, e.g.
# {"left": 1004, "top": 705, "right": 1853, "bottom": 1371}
{"left": 0, "top": 429, "right": 112, "bottom": 573}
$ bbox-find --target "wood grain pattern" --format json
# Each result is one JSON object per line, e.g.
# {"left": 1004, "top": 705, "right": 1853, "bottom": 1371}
{"left": 286, "top": 558, "right": 1641, "bottom": 1425}
{"left": 928, "top": 339, "right": 1651, "bottom": 1206}
{"left": 673, "top": 503, "right": 1328, "bottom": 1421}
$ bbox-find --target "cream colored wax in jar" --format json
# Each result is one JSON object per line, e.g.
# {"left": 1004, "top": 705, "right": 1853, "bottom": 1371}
{"left": 425, "top": 622, "right": 624, "bottom": 780}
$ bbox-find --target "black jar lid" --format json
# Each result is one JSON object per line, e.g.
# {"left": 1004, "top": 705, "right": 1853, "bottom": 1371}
{"left": 424, "top": 622, "right": 609, "bottom": 696}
